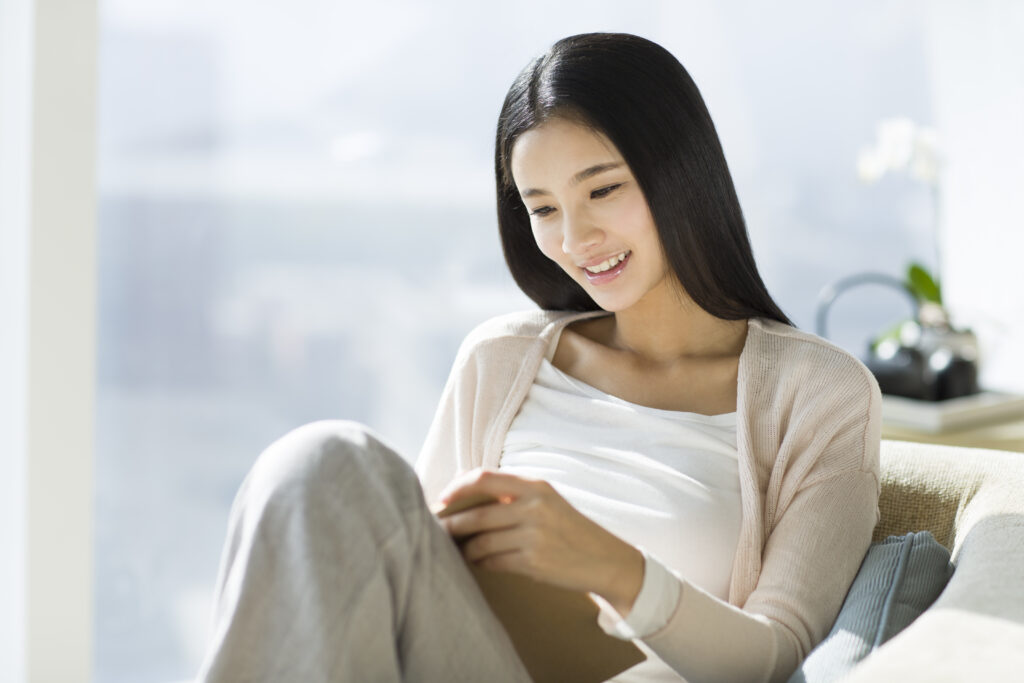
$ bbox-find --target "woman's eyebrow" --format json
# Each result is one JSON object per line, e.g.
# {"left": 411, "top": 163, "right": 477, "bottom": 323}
{"left": 520, "top": 162, "right": 623, "bottom": 197}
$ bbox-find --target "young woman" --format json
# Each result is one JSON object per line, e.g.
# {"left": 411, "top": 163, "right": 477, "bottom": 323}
{"left": 198, "top": 33, "right": 881, "bottom": 683}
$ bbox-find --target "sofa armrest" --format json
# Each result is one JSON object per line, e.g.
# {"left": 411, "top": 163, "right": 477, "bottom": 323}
{"left": 845, "top": 441, "right": 1024, "bottom": 679}
{"left": 844, "top": 513, "right": 1024, "bottom": 680}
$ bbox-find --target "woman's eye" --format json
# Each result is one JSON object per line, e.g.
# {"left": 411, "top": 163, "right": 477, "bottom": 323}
{"left": 591, "top": 183, "right": 622, "bottom": 199}
{"left": 529, "top": 206, "right": 555, "bottom": 217}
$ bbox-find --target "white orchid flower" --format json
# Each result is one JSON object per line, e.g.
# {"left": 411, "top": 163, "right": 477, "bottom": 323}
{"left": 857, "top": 117, "right": 941, "bottom": 186}
{"left": 909, "top": 127, "right": 940, "bottom": 183}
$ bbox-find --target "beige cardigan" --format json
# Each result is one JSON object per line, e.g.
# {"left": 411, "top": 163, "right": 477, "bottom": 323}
{"left": 415, "top": 310, "right": 881, "bottom": 683}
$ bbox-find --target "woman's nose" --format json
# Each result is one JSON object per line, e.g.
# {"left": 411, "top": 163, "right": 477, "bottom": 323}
{"left": 561, "top": 210, "right": 603, "bottom": 256}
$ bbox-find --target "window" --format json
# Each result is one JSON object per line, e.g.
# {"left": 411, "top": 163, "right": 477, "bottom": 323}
{"left": 91, "top": 3, "right": 1016, "bottom": 681}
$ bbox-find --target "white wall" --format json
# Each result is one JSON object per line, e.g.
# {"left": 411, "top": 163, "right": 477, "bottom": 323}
{"left": 0, "top": 0, "right": 97, "bottom": 681}
{"left": 0, "top": 0, "right": 33, "bottom": 679}
{"left": 927, "top": 1, "right": 1024, "bottom": 393}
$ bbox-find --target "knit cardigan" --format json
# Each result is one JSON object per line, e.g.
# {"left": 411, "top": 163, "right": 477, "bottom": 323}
{"left": 415, "top": 309, "right": 882, "bottom": 683}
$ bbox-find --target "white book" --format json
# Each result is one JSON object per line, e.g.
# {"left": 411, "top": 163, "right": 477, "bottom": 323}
{"left": 881, "top": 392, "right": 1024, "bottom": 434}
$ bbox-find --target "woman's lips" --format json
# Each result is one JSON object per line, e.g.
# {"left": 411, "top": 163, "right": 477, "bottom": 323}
{"left": 582, "top": 251, "right": 631, "bottom": 284}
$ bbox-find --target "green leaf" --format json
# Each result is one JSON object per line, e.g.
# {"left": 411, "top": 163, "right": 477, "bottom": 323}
{"left": 907, "top": 262, "right": 942, "bottom": 304}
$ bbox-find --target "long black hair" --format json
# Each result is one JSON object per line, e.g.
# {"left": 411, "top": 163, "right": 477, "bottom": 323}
{"left": 495, "top": 32, "right": 792, "bottom": 326}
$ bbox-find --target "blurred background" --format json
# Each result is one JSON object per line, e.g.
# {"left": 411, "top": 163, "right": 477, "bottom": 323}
{"left": 3, "top": 0, "right": 1023, "bottom": 681}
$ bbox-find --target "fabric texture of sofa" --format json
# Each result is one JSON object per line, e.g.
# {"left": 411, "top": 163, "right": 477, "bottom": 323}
{"left": 835, "top": 438, "right": 1024, "bottom": 681}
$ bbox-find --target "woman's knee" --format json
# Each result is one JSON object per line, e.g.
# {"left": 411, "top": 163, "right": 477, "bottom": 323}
{"left": 243, "top": 420, "right": 421, "bottom": 517}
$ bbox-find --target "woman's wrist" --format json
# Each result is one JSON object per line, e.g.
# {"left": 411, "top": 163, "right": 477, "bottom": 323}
{"left": 600, "top": 542, "right": 645, "bottom": 617}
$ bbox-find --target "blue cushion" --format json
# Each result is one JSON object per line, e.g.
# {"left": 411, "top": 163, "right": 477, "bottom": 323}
{"left": 786, "top": 531, "right": 954, "bottom": 683}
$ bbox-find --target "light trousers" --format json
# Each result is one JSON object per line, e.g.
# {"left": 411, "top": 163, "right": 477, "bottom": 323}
{"left": 196, "top": 420, "right": 533, "bottom": 682}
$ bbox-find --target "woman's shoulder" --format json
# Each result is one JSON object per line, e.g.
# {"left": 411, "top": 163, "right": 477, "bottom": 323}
{"left": 746, "top": 317, "right": 880, "bottom": 397}
{"left": 456, "top": 309, "right": 607, "bottom": 357}
{"left": 746, "top": 318, "right": 882, "bottom": 475}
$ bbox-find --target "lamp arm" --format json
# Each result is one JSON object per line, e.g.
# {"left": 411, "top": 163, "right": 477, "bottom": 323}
{"left": 815, "top": 272, "right": 920, "bottom": 340}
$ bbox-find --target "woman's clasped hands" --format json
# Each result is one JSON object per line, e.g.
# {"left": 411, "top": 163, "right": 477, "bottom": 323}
{"left": 434, "top": 468, "right": 644, "bottom": 616}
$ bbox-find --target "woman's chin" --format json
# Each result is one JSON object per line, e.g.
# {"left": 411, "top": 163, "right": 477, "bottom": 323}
{"left": 584, "top": 293, "right": 638, "bottom": 314}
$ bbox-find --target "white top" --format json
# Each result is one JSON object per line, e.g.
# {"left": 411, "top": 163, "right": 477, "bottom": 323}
{"left": 418, "top": 310, "right": 882, "bottom": 683}
{"left": 499, "top": 357, "right": 743, "bottom": 682}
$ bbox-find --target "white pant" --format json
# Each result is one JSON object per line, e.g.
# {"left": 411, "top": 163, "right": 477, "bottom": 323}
{"left": 196, "top": 420, "right": 532, "bottom": 682}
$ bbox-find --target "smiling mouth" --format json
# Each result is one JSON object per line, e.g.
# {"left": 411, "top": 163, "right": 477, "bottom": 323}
{"left": 581, "top": 251, "right": 631, "bottom": 283}
{"left": 583, "top": 251, "right": 630, "bottom": 273}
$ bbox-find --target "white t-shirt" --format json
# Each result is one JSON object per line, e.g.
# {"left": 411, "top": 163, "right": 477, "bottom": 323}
{"left": 500, "top": 358, "right": 742, "bottom": 683}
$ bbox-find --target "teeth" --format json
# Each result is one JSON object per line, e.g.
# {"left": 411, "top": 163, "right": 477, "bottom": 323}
{"left": 585, "top": 251, "right": 629, "bottom": 273}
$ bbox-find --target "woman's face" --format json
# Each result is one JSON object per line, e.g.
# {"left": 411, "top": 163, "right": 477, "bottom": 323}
{"left": 510, "top": 117, "right": 672, "bottom": 313}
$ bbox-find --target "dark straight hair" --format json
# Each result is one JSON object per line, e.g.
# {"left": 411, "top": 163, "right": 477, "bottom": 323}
{"left": 494, "top": 32, "right": 793, "bottom": 326}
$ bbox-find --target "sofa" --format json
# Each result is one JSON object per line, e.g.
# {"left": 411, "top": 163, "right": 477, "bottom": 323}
{"left": 839, "top": 438, "right": 1024, "bottom": 681}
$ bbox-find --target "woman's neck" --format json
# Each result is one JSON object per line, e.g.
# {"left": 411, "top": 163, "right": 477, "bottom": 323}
{"left": 606, "top": 288, "right": 748, "bottom": 365}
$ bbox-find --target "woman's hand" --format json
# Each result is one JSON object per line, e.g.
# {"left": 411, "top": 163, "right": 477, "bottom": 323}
{"left": 435, "top": 468, "right": 644, "bottom": 616}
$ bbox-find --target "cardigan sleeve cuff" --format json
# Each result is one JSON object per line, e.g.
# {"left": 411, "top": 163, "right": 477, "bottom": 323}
{"left": 591, "top": 549, "right": 682, "bottom": 640}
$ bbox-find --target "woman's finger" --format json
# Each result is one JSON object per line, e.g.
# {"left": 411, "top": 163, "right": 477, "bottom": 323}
{"left": 460, "top": 525, "right": 530, "bottom": 563}
{"left": 439, "top": 468, "right": 547, "bottom": 506}
{"left": 442, "top": 496, "right": 525, "bottom": 538}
